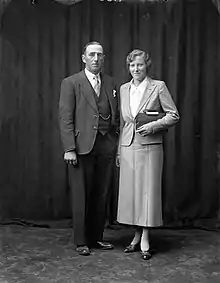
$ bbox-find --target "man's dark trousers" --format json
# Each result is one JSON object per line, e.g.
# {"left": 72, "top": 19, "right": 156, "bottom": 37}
{"left": 68, "top": 131, "right": 116, "bottom": 246}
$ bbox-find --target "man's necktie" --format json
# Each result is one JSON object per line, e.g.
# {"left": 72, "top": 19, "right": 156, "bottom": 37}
{"left": 93, "top": 75, "right": 100, "bottom": 97}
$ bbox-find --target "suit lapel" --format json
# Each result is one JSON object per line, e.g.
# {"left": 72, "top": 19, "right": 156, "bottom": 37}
{"left": 79, "top": 70, "right": 97, "bottom": 111}
{"left": 101, "top": 74, "right": 119, "bottom": 122}
{"left": 101, "top": 74, "right": 114, "bottom": 111}
{"left": 135, "top": 78, "right": 157, "bottom": 116}
{"left": 121, "top": 83, "right": 134, "bottom": 121}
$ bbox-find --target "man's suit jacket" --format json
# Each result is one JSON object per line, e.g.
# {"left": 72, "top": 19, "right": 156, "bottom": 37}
{"left": 59, "top": 70, "right": 119, "bottom": 154}
{"left": 119, "top": 77, "right": 179, "bottom": 147}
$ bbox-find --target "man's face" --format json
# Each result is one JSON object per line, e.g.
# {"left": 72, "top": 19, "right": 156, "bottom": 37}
{"left": 82, "top": 44, "right": 104, "bottom": 74}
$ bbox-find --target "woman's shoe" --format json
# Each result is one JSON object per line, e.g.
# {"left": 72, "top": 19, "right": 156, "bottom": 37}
{"left": 140, "top": 250, "right": 152, "bottom": 260}
{"left": 124, "top": 243, "right": 139, "bottom": 253}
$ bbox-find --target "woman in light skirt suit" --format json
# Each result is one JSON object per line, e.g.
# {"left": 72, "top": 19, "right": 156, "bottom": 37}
{"left": 116, "top": 49, "right": 179, "bottom": 260}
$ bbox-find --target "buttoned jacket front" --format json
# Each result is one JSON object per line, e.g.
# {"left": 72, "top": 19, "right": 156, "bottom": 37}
{"left": 119, "top": 77, "right": 180, "bottom": 147}
{"left": 59, "top": 70, "right": 119, "bottom": 154}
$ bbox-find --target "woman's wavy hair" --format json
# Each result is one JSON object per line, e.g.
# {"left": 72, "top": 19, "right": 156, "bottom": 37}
{"left": 126, "top": 49, "right": 152, "bottom": 71}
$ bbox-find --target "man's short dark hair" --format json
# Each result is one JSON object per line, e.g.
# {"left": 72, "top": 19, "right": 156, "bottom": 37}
{"left": 83, "top": 41, "right": 103, "bottom": 54}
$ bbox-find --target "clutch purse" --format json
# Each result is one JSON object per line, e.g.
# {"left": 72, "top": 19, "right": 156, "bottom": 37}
{"left": 135, "top": 110, "right": 168, "bottom": 134}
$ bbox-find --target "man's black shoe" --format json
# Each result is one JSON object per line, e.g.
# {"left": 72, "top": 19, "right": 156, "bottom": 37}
{"left": 76, "top": 245, "right": 91, "bottom": 256}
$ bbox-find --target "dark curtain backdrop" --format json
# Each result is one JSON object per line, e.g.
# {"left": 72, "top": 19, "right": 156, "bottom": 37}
{"left": 0, "top": 0, "right": 220, "bottom": 223}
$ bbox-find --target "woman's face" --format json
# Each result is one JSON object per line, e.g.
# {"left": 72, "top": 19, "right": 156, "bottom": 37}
{"left": 129, "top": 55, "right": 147, "bottom": 82}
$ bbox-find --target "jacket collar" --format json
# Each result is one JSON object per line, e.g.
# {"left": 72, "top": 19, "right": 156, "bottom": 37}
{"left": 78, "top": 70, "right": 98, "bottom": 111}
{"left": 136, "top": 77, "right": 156, "bottom": 115}
{"left": 123, "top": 76, "right": 157, "bottom": 119}
{"left": 78, "top": 71, "right": 115, "bottom": 114}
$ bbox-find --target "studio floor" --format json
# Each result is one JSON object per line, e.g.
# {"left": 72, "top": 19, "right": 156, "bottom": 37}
{"left": 0, "top": 223, "right": 220, "bottom": 283}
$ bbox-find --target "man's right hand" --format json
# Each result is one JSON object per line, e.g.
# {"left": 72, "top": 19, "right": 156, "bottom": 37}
{"left": 116, "top": 154, "right": 120, "bottom": 167}
{"left": 64, "top": 151, "right": 77, "bottom": 166}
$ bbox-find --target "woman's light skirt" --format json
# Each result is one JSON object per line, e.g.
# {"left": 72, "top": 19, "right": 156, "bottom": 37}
{"left": 117, "top": 137, "right": 163, "bottom": 227}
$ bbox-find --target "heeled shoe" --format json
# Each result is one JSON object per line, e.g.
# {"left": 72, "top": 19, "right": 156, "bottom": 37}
{"left": 92, "top": 241, "right": 114, "bottom": 250}
{"left": 140, "top": 250, "right": 152, "bottom": 260}
{"left": 124, "top": 243, "right": 140, "bottom": 253}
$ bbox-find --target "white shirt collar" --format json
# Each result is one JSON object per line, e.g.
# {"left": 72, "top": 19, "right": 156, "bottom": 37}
{"left": 130, "top": 76, "right": 148, "bottom": 94}
{"left": 85, "top": 68, "right": 100, "bottom": 81}
{"left": 129, "top": 77, "right": 149, "bottom": 118}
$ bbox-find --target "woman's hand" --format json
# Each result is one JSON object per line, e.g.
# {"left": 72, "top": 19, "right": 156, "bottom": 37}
{"left": 136, "top": 123, "right": 153, "bottom": 136}
{"left": 116, "top": 154, "right": 120, "bottom": 167}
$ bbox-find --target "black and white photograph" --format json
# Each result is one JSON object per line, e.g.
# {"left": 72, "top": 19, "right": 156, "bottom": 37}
{"left": 0, "top": 0, "right": 220, "bottom": 282}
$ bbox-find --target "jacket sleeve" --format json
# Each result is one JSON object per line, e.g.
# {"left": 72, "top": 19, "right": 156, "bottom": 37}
{"left": 59, "top": 78, "right": 76, "bottom": 152}
{"left": 151, "top": 81, "right": 180, "bottom": 134}
{"left": 117, "top": 85, "right": 126, "bottom": 155}
{"left": 115, "top": 83, "right": 121, "bottom": 135}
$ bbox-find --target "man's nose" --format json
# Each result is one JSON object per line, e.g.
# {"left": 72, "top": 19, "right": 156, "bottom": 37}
{"left": 93, "top": 54, "right": 98, "bottom": 61}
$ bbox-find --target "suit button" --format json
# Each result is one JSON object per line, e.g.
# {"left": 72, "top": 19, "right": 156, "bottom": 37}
{"left": 93, "top": 126, "right": 98, "bottom": 130}
{"left": 94, "top": 114, "right": 99, "bottom": 118}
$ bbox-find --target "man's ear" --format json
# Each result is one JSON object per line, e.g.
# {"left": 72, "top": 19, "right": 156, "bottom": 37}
{"left": 82, "top": 54, "right": 86, "bottom": 64}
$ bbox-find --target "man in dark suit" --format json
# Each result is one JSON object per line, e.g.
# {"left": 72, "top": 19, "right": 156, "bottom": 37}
{"left": 59, "top": 41, "right": 119, "bottom": 256}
